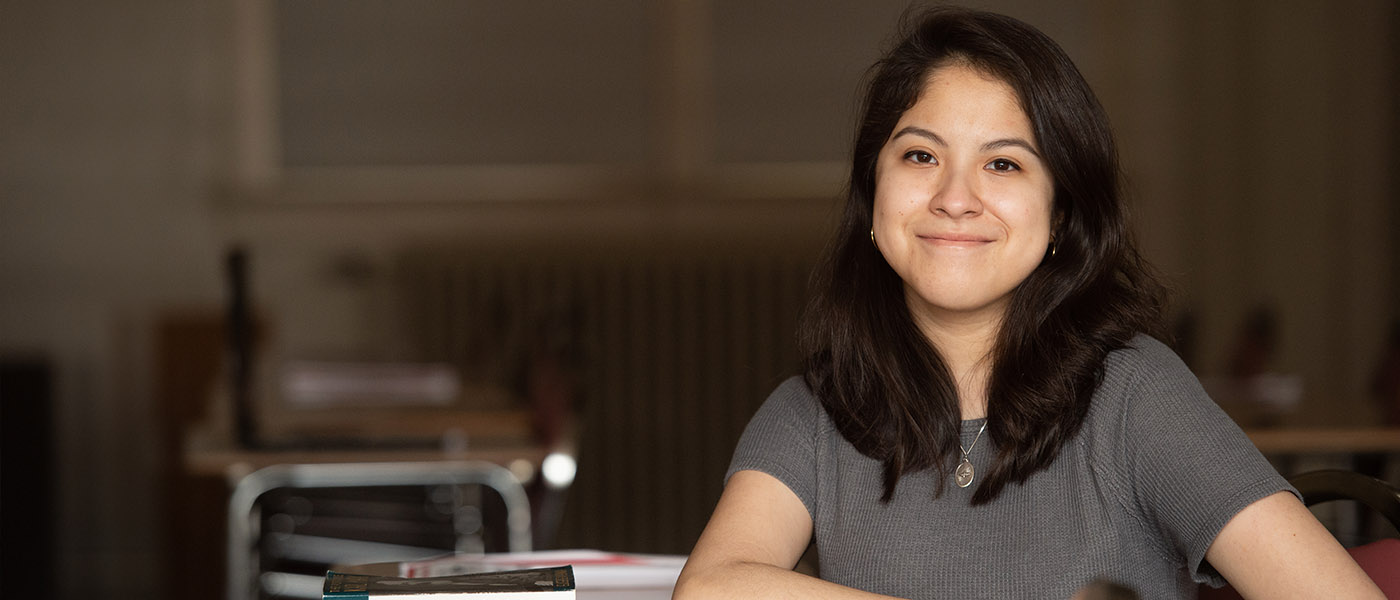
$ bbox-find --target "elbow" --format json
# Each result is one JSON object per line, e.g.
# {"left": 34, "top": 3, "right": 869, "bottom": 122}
{"left": 671, "top": 564, "right": 707, "bottom": 600}
{"left": 671, "top": 579, "right": 695, "bottom": 600}
{"left": 672, "top": 560, "right": 738, "bottom": 600}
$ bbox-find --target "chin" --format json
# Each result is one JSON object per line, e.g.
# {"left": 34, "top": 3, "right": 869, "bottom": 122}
{"left": 907, "top": 291, "right": 1011, "bottom": 322}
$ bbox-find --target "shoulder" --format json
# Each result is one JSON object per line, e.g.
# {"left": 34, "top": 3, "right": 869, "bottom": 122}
{"left": 773, "top": 374, "right": 817, "bottom": 403}
{"left": 1087, "top": 333, "right": 1265, "bottom": 478}
{"left": 752, "top": 375, "right": 827, "bottom": 430}
{"left": 1097, "top": 334, "right": 1204, "bottom": 411}
{"left": 1084, "top": 333, "right": 1216, "bottom": 458}
{"left": 738, "top": 375, "right": 829, "bottom": 439}
{"left": 1104, "top": 334, "right": 1192, "bottom": 383}
{"left": 727, "top": 376, "right": 831, "bottom": 510}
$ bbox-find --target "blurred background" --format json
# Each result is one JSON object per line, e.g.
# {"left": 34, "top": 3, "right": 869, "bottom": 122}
{"left": 1, "top": 0, "right": 1396, "bottom": 598}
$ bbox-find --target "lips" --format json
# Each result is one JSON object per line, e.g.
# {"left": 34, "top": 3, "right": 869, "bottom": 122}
{"left": 919, "top": 232, "right": 993, "bottom": 246}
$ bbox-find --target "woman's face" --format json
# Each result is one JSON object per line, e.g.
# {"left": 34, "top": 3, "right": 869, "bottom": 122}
{"left": 872, "top": 63, "right": 1054, "bottom": 333}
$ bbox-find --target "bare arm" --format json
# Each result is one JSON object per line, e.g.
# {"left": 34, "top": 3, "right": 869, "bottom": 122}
{"left": 1205, "top": 491, "right": 1384, "bottom": 599}
{"left": 672, "top": 470, "right": 901, "bottom": 600}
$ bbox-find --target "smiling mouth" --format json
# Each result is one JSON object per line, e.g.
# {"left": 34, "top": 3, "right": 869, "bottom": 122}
{"left": 920, "top": 233, "right": 992, "bottom": 246}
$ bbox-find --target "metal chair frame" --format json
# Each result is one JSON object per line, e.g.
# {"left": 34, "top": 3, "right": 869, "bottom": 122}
{"left": 225, "top": 460, "right": 532, "bottom": 600}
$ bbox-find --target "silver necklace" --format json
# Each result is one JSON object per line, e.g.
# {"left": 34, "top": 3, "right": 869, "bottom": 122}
{"left": 955, "top": 422, "right": 987, "bottom": 488}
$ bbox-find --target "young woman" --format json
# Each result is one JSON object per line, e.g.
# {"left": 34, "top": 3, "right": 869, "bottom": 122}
{"left": 673, "top": 7, "right": 1383, "bottom": 599}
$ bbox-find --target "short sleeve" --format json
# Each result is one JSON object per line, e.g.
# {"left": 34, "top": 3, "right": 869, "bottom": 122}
{"left": 725, "top": 376, "right": 823, "bottom": 519}
{"left": 1114, "top": 338, "right": 1296, "bottom": 585}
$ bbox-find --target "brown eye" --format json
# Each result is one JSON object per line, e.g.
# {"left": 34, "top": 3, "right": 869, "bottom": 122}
{"left": 904, "top": 150, "right": 936, "bottom": 164}
{"left": 987, "top": 158, "right": 1020, "bottom": 172}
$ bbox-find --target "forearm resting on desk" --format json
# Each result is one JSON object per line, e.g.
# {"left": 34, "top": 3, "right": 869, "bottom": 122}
{"left": 673, "top": 559, "right": 898, "bottom": 600}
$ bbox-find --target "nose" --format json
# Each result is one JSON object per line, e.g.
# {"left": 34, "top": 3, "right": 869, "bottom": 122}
{"left": 928, "top": 169, "right": 983, "bottom": 218}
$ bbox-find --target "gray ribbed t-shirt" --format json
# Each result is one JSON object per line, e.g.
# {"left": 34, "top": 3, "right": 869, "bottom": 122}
{"left": 726, "top": 335, "right": 1293, "bottom": 599}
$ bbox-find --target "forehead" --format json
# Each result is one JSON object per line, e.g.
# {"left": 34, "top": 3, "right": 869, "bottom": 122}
{"left": 897, "top": 64, "right": 1032, "bottom": 133}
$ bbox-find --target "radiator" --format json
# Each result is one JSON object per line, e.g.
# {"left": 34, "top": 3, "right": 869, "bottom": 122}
{"left": 395, "top": 241, "right": 818, "bottom": 554}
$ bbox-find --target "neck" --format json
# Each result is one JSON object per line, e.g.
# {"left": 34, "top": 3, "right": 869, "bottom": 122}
{"left": 907, "top": 299, "right": 1001, "bottom": 420}
{"left": 953, "top": 364, "right": 990, "bottom": 420}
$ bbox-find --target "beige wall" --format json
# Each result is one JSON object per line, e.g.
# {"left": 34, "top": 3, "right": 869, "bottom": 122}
{"left": 1, "top": 0, "right": 1395, "bottom": 597}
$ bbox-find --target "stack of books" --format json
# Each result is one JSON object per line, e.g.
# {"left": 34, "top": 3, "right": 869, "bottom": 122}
{"left": 323, "top": 565, "right": 575, "bottom": 599}
{"left": 324, "top": 550, "right": 686, "bottom": 599}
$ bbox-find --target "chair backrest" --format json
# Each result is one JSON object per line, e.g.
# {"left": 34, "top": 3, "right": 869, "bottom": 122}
{"left": 226, "top": 460, "right": 533, "bottom": 600}
{"left": 1290, "top": 469, "right": 1400, "bottom": 529}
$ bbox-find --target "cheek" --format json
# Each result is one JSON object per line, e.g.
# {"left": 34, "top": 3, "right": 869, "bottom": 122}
{"left": 1020, "top": 205, "right": 1053, "bottom": 235}
{"left": 871, "top": 191, "right": 908, "bottom": 262}
{"left": 873, "top": 172, "right": 921, "bottom": 220}
{"left": 871, "top": 176, "right": 900, "bottom": 230}
{"left": 996, "top": 186, "right": 1055, "bottom": 239}
{"left": 872, "top": 189, "right": 911, "bottom": 248}
{"left": 871, "top": 196, "right": 896, "bottom": 249}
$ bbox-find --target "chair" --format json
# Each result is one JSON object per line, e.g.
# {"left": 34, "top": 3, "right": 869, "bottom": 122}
{"left": 1290, "top": 469, "right": 1400, "bottom": 533}
{"left": 226, "top": 460, "right": 533, "bottom": 600}
{"left": 1199, "top": 469, "right": 1400, "bottom": 599}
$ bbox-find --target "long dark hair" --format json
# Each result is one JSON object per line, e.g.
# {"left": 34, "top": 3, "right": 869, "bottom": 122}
{"left": 799, "top": 6, "right": 1168, "bottom": 504}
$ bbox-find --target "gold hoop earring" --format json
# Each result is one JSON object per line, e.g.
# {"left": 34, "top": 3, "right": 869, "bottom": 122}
{"left": 870, "top": 229, "right": 876, "bottom": 247}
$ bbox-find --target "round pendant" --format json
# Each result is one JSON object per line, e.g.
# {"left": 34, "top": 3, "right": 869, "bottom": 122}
{"left": 955, "top": 458, "right": 975, "bottom": 488}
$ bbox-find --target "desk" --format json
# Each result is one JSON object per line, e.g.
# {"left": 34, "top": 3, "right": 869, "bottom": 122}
{"left": 1243, "top": 426, "right": 1400, "bottom": 483}
{"left": 184, "top": 439, "right": 554, "bottom": 484}
{"left": 181, "top": 405, "right": 558, "bottom": 482}
{"left": 1244, "top": 427, "right": 1400, "bottom": 455}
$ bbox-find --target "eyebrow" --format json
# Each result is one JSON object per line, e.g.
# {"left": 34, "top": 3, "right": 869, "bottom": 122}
{"left": 891, "top": 126, "right": 1042, "bottom": 159}
{"left": 891, "top": 126, "right": 946, "bottom": 147}
{"left": 983, "top": 137, "right": 1042, "bottom": 158}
